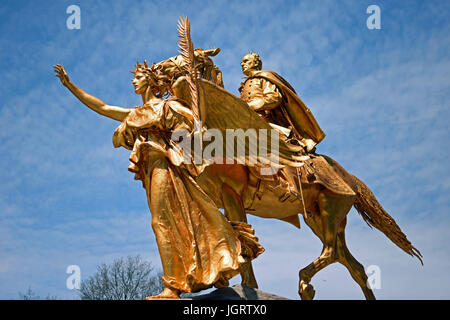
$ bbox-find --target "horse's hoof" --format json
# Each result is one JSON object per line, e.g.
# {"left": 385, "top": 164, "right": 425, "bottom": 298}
{"left": 241, "top": 281, "right": 258, "bottom": 289}
{"left": 299, "top": 281, "right": 315, "bottom": 300}
{"left": 214, "top": 277, "right": 229, "bottom": 288}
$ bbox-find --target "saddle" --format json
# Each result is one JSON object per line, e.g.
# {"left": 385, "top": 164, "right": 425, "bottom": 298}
{"left": 248, "top": 154, "right": 356, "bottom": 204}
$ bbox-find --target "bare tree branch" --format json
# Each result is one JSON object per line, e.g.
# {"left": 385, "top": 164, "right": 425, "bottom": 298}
{"left": 79, "top": 255, "right": 164, "bottom": 300}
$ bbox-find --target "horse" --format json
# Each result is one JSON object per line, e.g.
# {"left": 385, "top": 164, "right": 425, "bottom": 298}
{"left": 185, "top": 153, "right": 422, "bottom": 300}
{"left": 146, "top": 53, "right": 423, "bottom": 300}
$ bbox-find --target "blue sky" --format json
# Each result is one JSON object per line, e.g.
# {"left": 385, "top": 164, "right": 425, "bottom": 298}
{"left": 0, "top": 0, "right": 449, "bottom": 299}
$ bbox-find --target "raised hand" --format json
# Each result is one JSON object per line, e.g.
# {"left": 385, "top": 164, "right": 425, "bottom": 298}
{"left": 53, "top": 64, "right": 70, "bottom": 87}
{"left": 52, "top": 63, "right": 130, "bottom": 121}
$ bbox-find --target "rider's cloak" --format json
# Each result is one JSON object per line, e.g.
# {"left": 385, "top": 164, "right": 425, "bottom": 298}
{"left": 245, "top": 70, "right": 326, "bottom": 146}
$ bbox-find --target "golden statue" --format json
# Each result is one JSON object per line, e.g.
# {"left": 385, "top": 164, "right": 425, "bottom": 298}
{"left": 54, "top": 17, "right": 422, "bottom": 300}
{"left": 239, "top": 52, "right": 325, "bottom": 152}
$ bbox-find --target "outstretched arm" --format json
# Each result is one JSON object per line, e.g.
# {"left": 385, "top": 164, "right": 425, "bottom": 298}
{"left": 54, "top": 64, "right": 130, "bottom": 122}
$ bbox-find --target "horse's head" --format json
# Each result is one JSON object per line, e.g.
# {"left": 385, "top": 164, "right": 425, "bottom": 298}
{"left": 156, "top": 48, "right": 224, "bottom": 88}
{"left": 194, "top": 48, "right": 223, "bottom": 87}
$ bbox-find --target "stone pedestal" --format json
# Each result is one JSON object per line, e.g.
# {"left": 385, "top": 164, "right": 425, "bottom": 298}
{"left": 187, "top": 285, "right": 290, "bottom": 300}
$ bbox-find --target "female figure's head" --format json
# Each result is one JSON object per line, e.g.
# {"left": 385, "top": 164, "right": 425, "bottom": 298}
{"left": 131, "top": 61, "right": 174, "bottom": 99}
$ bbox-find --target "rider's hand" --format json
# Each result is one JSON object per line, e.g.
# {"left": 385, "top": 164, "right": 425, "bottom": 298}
{"left": 302, "top": 138, "right": 316, "bottom": 153}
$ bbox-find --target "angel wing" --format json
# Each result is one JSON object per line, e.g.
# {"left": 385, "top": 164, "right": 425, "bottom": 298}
{"left": 172, "top": 76, "right": 308, "bottom": 169}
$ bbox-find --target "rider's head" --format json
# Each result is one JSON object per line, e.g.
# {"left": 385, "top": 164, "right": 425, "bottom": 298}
{"left": 131, "top": 61, "right": 173, "bottom": 98}
{"left": 241, "top": 52, "right": 262, "bottom": 76}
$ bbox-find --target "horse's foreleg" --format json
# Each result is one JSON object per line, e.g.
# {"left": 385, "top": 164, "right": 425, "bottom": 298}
{"left": 299, "top": 191, "right": 355, "bottom": 300}
{"left": 222, "top": 184, "right": 258, "bottom": 288}
{"left": 298, "top": 244, "right": 337, "bottom": 300}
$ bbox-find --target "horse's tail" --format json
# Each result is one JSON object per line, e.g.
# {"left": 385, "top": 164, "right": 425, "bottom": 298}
{"left": 352, "top": 175, "right": 423, "bottom": 265}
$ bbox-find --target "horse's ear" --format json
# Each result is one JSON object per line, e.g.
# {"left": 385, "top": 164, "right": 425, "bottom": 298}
{"left": 203, "top": 48, "right": 221, "bottom": 57}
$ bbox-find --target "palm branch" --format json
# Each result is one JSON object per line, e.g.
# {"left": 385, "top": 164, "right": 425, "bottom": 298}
{"left": 177, "top": 16, "right": 201, "bottom": 128}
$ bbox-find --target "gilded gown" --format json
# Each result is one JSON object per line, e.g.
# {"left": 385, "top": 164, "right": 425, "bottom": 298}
{"left": 112, "top": 97, "right": 264, "bottom": 293}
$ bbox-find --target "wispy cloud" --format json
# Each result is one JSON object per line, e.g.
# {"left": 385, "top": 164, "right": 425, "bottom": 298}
{"left": 0, "top": 0, "right": 448, "bottom": 299}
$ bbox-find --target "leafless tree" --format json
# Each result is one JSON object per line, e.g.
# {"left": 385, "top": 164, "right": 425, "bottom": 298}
{"left": 18, "top": 287, "right": 58, "bottom": 300}
{"left": 79, "top": 255, "right": 164, "bottom": 300}
{"left": 18, "top": 287, "right": 40, "bottom": 300}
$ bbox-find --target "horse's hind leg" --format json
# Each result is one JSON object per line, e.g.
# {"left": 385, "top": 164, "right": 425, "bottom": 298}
{"left": 222, "top": 184, "right": 258, "bottom": 288}
{"left": 336, "top": 221, "right": 376, "bottom": 300}
{"left": 299, "top": 191, "right": 355, "bottom": 300}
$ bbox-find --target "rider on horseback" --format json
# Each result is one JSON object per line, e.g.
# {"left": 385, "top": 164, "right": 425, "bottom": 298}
{"left": 239, "top": 52, "right": 325, "bottom": 153}
{"left": 239, "top": 52, "right": 327, "bottom": 205}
